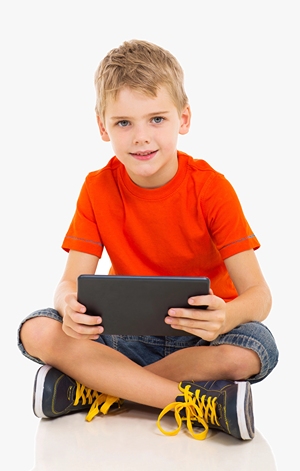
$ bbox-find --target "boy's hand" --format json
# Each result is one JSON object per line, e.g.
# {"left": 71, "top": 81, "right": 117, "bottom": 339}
{"left": 165, "top": 289, "right": 226, "bottom": 341}
{"left": 62, "top": 293, "right": 104, "bottom": 340}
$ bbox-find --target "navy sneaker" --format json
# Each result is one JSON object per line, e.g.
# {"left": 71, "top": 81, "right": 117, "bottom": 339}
{"left": 33, "top": 365, "right": 122, "bottom": 421}
{"left": 157, "top": 380, "right": 255, "bottom": 440}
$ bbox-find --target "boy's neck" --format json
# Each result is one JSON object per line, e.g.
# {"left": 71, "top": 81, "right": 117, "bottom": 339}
{"left": 124, "top": 154, "right": 179, "bottom": 189}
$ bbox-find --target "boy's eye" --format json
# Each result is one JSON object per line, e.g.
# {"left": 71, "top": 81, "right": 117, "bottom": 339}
{"left": 152, "top": 117, "right": 164, "bottom": 124}
{"left": 117, "top": 120, "right": 130, "bottom": 127}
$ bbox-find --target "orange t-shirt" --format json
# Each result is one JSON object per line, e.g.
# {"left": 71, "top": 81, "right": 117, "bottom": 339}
{"left": 62, "top": 151, "right": 260, "bottom": 302}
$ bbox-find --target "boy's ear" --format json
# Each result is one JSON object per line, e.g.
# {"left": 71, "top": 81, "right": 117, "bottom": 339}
{"left": 179, "top": 105, "right": 191, "bottom": 135}
{"left": 96, "top": 115, "right": 110, "bottom": 142}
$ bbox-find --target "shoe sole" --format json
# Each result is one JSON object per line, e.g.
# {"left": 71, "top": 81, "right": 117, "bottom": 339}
{"left": 235, "top": 381, "right": 255, "bottom": 440}
{"left": 33, "top": 364, "right": 52, "bottom": 418}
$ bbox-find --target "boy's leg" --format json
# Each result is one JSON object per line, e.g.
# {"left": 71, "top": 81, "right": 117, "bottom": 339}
{"left": 145, "top": 344, "right": 261, "bottom": 382}
{"left": 22, "top": 316, "right": 255, "bottom": 440}
{"left": 20, "top": 313, "right": 277, "bottom": 404}
{"left": 20, "top": 315, "right": 179, "bottom": 409}
{"left": 146, "top": 320, "right": 278, "bottom": 385}
{"left": 19, "top": 312, "right": 277, "bottom": 440}
{"left": 20, "top": 315, "right": 262, "bottom": 408}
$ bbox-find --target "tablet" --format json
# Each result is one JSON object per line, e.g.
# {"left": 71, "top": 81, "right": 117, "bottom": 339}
{"left": 77, "top": 275, "right": 210, "bottom": 336}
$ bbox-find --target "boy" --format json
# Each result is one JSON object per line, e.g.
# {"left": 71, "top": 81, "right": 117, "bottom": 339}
{"left": 18, "top": 39, "right": 278, "bottom": 441}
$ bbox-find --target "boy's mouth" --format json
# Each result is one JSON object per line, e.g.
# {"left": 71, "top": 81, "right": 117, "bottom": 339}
{"left": 130, "top": 150, "right": 157, "bottom": 161}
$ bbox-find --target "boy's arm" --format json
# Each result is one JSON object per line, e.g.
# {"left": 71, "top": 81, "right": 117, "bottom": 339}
{"left": 165, "top": 249, "right": 272, "bottom": 340}
{"left": 222, "top": 249, "right": 272, "bottom": 330}
{"left": 54, "top": 250, "right": 103, "bottom": 339}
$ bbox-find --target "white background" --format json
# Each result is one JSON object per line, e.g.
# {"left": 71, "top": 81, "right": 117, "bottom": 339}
{"left": 1, "top": 1, "right": 299, "bottom": 470}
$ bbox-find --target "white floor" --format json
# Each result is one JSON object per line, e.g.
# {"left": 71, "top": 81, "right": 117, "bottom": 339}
{"left": 33, "top": 406, "right": 277, "bottom": 471}
{"left": 6, "top": 353, "right": 292, "bottom": 471}
{"left": 11, "top": 391, "right": 278, "bottom": 471}
{"left": 5, "top": 345, "right": 297, "bottom": 471}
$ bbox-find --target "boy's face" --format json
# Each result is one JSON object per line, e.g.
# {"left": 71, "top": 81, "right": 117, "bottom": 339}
{"left": 97, "top": 86, "right": 191, "bottom": 188}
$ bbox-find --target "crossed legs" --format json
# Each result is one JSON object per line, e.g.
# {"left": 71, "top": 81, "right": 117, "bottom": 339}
{"left": 20, "top": 316, "right": 261, "bottom": 410}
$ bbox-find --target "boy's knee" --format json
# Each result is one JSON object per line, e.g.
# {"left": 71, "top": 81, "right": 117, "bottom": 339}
{"left": 20, "top": 316, "right": 60, "bottom": 358}
{"left": 217, "top": 345, "right": 261, "bottom": 381}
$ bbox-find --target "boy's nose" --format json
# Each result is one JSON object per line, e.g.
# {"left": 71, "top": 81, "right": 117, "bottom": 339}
{"left": 133, "top": 125, "right": 150, "bottom": 144}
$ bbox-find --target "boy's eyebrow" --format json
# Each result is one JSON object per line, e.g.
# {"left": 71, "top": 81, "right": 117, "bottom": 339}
{"left": 109, "top": 111, "right": 171, "bottom": 120}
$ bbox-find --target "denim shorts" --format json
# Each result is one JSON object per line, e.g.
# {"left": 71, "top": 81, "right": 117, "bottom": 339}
{"left": 17, "top": 307, "right": 279, "bottom": 384}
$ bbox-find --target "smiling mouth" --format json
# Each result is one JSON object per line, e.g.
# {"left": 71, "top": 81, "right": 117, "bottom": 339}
{"left": 130, "top": 150, "right": 157, "bottom": 160}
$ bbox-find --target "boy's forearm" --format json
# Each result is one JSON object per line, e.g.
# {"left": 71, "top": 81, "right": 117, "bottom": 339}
{"left": 224, "top": 284, "right": 272, "bottom": 333}
{"left": 54, "top": 280, "right": 77, "bottom": 318}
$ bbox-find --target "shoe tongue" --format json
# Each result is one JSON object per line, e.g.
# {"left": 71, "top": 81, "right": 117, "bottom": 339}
{"left": 69, "top": 379, "right": 81, "bottom": 402}
{"left": 71, "top": 385, "right": 78, "bottom": 402}
{"left": 176, "top": 395, "right": 185, "bottom": 403}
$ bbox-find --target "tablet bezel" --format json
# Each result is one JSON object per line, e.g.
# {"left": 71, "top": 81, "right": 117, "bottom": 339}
{"left": 77, "top": 275, "right": 210, "bottom": 336}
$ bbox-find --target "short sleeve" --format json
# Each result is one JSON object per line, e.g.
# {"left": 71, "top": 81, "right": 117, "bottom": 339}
{"left": 62, "top": 179, "right": 104, "bottom": 258}
{"left": 201, "top": 173, "right": 260, "bottom": 260}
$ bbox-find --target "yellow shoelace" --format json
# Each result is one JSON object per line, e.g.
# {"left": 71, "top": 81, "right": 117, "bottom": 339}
{"left": 157, "top": 382, "right": 220, "bottom": 440}
{"left": 74, "top": 381, "right": 122, "bottom": 422}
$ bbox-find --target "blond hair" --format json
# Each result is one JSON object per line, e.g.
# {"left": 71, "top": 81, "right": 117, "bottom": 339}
{"left": 94, "top": 39, "right": 188, "bottom": 121}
